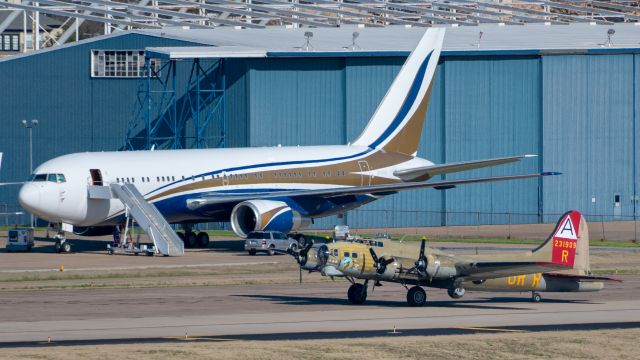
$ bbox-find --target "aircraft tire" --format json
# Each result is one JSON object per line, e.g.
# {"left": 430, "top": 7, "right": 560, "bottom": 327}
{"left": 532, "top": 292, "right": 542, "bottom": 303}
{"left": 407, "top": 286, "right": 426, "bottom": 307}
{"left": 197, "top": 232, "right": 210, "bottom": 248}
{"left": 185, "top": 232, "right": 197, "bottom": 248}
{"left": 54, "top": 242, "right": 62, "bottom": 253}
{"left": 62, "top": 242, "right": 71, "bottom": 253}
{"left": 447, "top": 287, "right": 465, "bottom": 299}
{"left": 347, "top": 284, "right": 367, "bottom": 305}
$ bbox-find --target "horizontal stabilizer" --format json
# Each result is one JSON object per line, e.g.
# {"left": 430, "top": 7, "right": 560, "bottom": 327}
{"left": 545, "top": 273, "right": 623, "bottom": 282}
{"left": 393, "top": 155, "right": 536, "bottom": 182}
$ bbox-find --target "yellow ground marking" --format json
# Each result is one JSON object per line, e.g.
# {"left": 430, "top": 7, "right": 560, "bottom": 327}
{"left": 457, "top": 327, "right": 528, "bottom": 333}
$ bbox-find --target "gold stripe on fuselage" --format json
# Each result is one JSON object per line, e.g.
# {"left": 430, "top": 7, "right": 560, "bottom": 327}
{"left": 146, "top": 150, "right": 415, "bottom": 202}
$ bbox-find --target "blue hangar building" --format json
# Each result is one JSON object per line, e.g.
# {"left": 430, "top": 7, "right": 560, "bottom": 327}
{"left": 0, "top": 24, "right": 639, "bottom": 228}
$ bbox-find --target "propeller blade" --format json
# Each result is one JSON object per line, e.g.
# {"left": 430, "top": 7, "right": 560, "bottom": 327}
{"left": 369, "top": 247, "right": 379, "bottom": 264}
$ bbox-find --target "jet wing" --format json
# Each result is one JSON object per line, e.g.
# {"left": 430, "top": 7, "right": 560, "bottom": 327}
{"left": 186, "top": 172, "right": 559, "bottom": 209}
{"left": 393, "top": 155, "right": 536, "bottom": 182}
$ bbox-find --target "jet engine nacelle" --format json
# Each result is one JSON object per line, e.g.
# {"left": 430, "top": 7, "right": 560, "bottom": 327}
{"left": 230, "top": 200, "right": 311, "bottom": 238}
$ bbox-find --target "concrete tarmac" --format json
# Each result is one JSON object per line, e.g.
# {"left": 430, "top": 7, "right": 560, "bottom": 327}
{"left": 1, "top": 276, "right": 639, "bottom": 344}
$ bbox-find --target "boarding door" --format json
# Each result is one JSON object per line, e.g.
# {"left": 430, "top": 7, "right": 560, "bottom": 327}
{"left": 357, "top": 161, "right": 371, "bottom": 186}
{"left": 89, "top": 169, "right": 103, "bottom": 186}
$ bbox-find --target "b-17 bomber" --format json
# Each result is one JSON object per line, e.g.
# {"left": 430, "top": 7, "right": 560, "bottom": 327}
{"left": 291, "top": 210, "right": 620, "bottom": 306}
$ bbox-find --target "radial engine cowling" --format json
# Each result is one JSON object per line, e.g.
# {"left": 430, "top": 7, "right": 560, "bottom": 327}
{"left": 230, "top": 200, "right": 311, "bottom": 238}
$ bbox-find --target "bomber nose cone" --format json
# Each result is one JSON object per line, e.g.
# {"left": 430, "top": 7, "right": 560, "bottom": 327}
{"left": 18, "top": 184, "right": 40, "bottom": 214}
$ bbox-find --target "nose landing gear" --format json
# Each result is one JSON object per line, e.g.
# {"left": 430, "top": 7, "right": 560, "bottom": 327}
{"left": 52, "top": 224, "right": 71, "bottom": 253}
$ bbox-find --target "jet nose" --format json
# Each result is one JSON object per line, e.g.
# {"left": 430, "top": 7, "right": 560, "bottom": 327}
{"left": 18, "top": 183, "right": 41, "bottom": 214}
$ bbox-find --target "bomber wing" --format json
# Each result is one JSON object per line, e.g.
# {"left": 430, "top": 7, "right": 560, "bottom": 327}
{"left": 186, "top": 171, "right": 559, "bottom": 209}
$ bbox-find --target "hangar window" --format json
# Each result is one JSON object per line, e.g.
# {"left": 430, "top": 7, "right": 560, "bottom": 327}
{"left": 91, "top": 50, "right": 160, "bottom": 78}
{"left": 1, "top": 35, "right": 19, "bottom": 51}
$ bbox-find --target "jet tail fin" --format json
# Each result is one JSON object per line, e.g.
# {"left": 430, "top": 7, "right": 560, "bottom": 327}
{"left": 352, "top": 28, "right": 445, "bottom": 156}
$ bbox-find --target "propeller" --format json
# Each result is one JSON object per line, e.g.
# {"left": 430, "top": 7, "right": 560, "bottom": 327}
{"left": 290, "top": 241, "right": 313, "bottom": 267}
{"left": 407, "top": 238, "right": 428, "bottom": 278}
{"left": 369, "top": 247, "right": 395, "bottom": 275}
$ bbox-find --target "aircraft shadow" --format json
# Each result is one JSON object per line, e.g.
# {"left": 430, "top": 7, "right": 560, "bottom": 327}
{"left": 28, "top": 236, "right": 118, "bottom": 253}
{"left": 234, "top": 294, "right": 541, "bottom": 310}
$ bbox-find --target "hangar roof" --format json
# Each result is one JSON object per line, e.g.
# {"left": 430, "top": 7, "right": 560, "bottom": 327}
{"left": 142, "top": 23, "right": 640, "bottom": 57}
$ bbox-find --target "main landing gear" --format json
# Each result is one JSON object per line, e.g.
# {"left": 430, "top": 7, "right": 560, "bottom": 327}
{"left": 176, "top": 224, "right": 210, "bottom": 249}
{"left": 347, "top": 282, "right": 368, "bottom": 305}
{"left": 345, "top": 281, "right": 429, "bottom": 307}
{"left": 406, "top": 286, "right": 427, "bottom": 307}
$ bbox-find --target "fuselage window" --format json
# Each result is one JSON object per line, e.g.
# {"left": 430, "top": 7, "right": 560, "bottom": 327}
{"left": 156, "top": 176, "right": 160, "bottom": 182}
{"left": 141, "top": 177, "right": 145, "bottom": 183}
{"left": 351, "top": 252, "right": 358, "bottom": 258}
{"left": 161, "top": 176, "right": 165, "bottom": 182}
{"left": 333, "top": 249, "right": 338, "bottom": 256}
{"left": 116, "top": 177, "right": 120, "bottom": 183}
{"left": 172, "top": 176, "right": 175, "bottom": 181}
{"left": 343, "top": 251, "right": 349, "bottom": 258}
{"left": 182, "top": 176, "right": 185, "bottom": 180}
{"left": 131, "top": 177, "right": 135, "bottom": 183}
{"left": 147, "top": 177, "right": 150, "bottom": 182}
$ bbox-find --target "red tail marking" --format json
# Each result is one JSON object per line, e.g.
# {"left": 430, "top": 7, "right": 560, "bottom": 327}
{"left": 550, "top": 211, "right": 581, "bottom": 267}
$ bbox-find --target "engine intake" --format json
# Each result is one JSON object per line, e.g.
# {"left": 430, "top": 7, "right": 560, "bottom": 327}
{"left": 230, "top": 200, "right": 311, "bottom": 238}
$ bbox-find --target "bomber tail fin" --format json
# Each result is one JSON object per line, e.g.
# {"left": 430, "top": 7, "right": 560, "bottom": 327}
{"left": 531, "top": 210, "right": 589, "bottom": 273}
{"left": 352, "top": 28, "right": 445, "bottom": 156}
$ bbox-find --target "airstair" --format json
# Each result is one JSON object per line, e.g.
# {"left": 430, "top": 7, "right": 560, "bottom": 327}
{"left": 109, "top": 183, "right": 184, "bottom": 256}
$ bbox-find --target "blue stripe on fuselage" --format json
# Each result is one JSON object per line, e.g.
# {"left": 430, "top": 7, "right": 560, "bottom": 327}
{"left": 146, "top": 148, "right": 374, "bottom": 197}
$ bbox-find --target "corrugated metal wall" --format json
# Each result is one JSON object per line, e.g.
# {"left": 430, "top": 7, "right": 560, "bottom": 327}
{"left": 541, "top": 54, "right": 637, "bottom": 222}
{"left": 1, "top": 36, "right": 638, "bottom": 228}
{"left": 0, "top": 33, "right": 201, "bottom": 222}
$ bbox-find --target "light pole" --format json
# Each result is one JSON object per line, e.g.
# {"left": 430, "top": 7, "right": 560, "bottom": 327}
{"left": 22, "top": 119, "right": 38, "bottom": 227}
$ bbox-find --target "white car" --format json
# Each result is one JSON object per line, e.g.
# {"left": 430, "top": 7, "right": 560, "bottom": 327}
{"left": 244, "top": 231, "right": 298, "bottom": 256}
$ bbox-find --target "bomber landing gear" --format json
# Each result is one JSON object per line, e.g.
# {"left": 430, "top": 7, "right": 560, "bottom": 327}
{"left": 447, "top": 287, "right": 465, "bottom": 299}
{"left": 407, "top": 286, "right": 427, "bottom": 307}
{"left": 532, "top": 292, "right": 542, "bottom": 303}
{"left": 347, "top": 281, "right": 368, "bottom": 305}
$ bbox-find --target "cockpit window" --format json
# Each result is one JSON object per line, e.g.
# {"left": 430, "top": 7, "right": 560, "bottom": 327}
{"left": 29, "top": 173, "right": 65, "bottom": 183}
